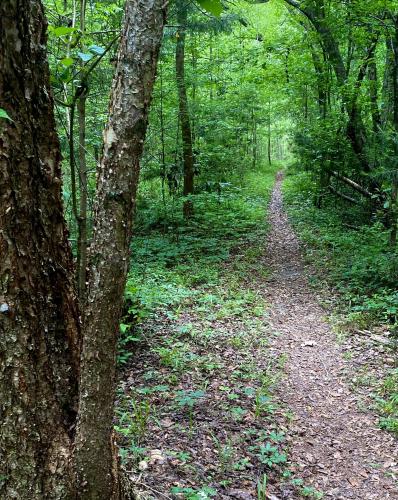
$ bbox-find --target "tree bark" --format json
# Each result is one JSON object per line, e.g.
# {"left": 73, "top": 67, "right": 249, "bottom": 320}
{"left": 74, "top": 1, "right": 167, "bottom": 497}
{"left": 0, "top": 1, "right": 80, "bottom": 497}
{"left": 176, "top": 3, "right": 195, "bottom": 218}
{"left": 1, "top": 0, "right": 167, "bottom": 497}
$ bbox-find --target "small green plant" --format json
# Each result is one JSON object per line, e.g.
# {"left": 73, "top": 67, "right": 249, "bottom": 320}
{"left": 170, "top": 486, "right": 217, "bottom": 499}
{"left": 300, "top": 485, "right": 324, "bottom": 499}
{"left": 233, "top": 457, "right": 251, "bottom": 471}
{"left": 118, "top": 443, "right": 147, "bottom": 465}
{"left": 114, "top": 399, "right": 151, "bottom": 443}
{"left": 257, "top": 474, "right": 267, "bottom": 500}
{"left": 211, "top": 434, "right": 235, "bottom": 473}
{"left": 254, "top": 442, "right": 287, "bottom": 468}
{"left": 154, "top": 343, "right": 188, "bottom": 372}
{"left": 254, "top": 391, "right": 275, "bottom": 417}
{"left": 230, "top": 406, "right": 247, "bottom": 421}
{"left": 377, "top": 369, "right": 398, "bottom": 435}
{"left": 175, "top": 390, "right": 206, "bottom": 430}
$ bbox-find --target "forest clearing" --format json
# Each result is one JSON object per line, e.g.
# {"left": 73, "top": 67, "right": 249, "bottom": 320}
{"left": 1, "top": 0, "right": 398, "bottom": 498}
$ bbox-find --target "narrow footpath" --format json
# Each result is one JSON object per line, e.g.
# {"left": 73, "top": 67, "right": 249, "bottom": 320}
{"left": 266, "top": 173, "right": 398, "bottom": 499}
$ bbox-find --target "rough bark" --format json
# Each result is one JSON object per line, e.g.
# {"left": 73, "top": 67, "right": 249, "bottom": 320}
{"left": 176, "top": 4, "right": 195, "bottom": 218}
{"left": 74, "top": 1, "right": 167, "bottom": 497}
{"left": 0, "top": 1, "right": 80, "bottom": 497}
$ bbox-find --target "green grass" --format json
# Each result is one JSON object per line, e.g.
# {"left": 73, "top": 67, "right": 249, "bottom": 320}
{"left": 283, "top": 170, "right": 398, "bottom": 327}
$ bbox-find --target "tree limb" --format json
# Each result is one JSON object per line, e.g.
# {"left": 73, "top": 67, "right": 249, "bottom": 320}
{"left": 328, "top": 185, "right": 359, "bottom": 204}
{"left": 331, "top": 171, "right": 372, "bottom": 198}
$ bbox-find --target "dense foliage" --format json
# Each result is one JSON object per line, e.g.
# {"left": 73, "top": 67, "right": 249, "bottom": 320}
{"left": 6, "top": 0, "right": 395, "bottom": 495}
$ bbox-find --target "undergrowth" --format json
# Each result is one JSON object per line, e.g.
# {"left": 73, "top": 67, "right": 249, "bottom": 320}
{"left": 283, "top": 169, "right": 398, "bottom": 436}
{"left": 118, "top": 164, "right": 278, "bottom": 364}
{"left": 114, "top": 163, "right": 298, "bottom": 498}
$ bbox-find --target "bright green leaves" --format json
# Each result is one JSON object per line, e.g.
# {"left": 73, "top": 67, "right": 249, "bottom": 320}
{"left": 51, "top": 26, "right": 76, "bottom": 37}
{"left": 0, "top": 108, "right": 12, "bottom": 121}
{"left": 197, "top": 0, "right": 223, "bottom": 17}
{"left": 60, "top": 57, "right": 74, "bottom": 67}
{"left": 76, "top": 46, "right": 106, "bottom": 63}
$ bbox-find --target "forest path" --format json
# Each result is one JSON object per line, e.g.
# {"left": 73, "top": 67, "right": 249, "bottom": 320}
{"left": 265, "top": 173, "right": 398, "bottom": 499}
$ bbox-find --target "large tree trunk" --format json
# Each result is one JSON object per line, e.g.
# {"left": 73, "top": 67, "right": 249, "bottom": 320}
{"left": 0, "top": 1, "right": 80, "bottom": 497}
{"left": 176, "top": 3, "right": 195, "bottom": 218}
{"left": 1, "top": 0, "right": 167, "bottom": 497}
{"left": 74, "top": 1, "right": 167, "bottom": 497}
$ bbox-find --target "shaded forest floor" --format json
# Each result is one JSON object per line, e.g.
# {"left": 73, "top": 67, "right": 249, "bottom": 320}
{"left": 116, "top": 170, "right": 398, "bottom": 499}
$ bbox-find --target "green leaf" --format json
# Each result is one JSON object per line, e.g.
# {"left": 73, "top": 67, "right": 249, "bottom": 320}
{"left": 53, "top": 26, "right": 76, "bottom": 37}
{"left": 197, "top": 0, "right": 222, "bottom": 17}
{"left": 0, "top": 108, "right": 12, "bottom": 121}
{"left": 89, "top": 44, "right": 105, "bottom": 55}
{"left": 60, "top": 57, "right": 74, "bottom": 67}
{"left": 78, "top": 52, "right": 93, "bottom": 62}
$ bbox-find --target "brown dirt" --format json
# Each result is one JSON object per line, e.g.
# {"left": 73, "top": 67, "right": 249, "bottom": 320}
{"left": 266, "top": 173, "right": 398, "bottom": 499}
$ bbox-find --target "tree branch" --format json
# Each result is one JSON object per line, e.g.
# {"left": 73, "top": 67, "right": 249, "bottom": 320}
{"left": 328, "top": 185, "right": 359, "bottom": 204}
{"left": 331, "top": 171, "right": 372, "bottom": 198}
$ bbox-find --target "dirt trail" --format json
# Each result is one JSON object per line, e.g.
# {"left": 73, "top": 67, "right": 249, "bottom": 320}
{"left": 266, "top": 173, "right": 398, "bottom": 499}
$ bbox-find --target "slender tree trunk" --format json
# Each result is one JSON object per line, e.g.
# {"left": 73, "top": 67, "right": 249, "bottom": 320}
{"left": 176, "top": 3, "right": 194, "bottom": 217}
{"left": 77, "top": 93, "right": 88, "bottom": 299}
{"left": 389, "top": 15, "right": 398, "bottom": 246}
{"left": 0, "top": 1, "right": 80, "bottom": 497}
{"left": 268, "top": 98, "right": 272, "bottom": 165}
{"left": 74, "top": 1, "right": 167, "bottom": 497}
{"left": 368, "top": 59, "right": 381, "bottom": 133}
{"left": 77, "top": 0, "right": 88, "bottom": 300}
{"left": 311, "top": 45, "right": 327, "bottom": 118}
{"left": 252, "top": 108, "right": 257, "bottom": 169}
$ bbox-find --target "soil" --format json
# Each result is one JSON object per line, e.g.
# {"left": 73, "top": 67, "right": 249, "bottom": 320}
{"left": 266, "top": 173, "right": 398, "bottom": 499}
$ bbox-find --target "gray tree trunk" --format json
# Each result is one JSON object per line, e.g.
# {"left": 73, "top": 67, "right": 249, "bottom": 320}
{"left": 74, "top": 1, "right": 167, "bottom": 497}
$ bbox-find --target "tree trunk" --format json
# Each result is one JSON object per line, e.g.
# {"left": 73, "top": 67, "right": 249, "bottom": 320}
{"left": 74, "top": 1, "right": 167, "bottom": 497}
{"left": 368, "top": 59, "right": 381, "bottom": 133}
{"left": 77, "top": 0, "right": 88, "bottom": 300}
{"left": 77, "top": 93, "right": 88, "bottom": 300}
{"left": 0, "top": 1, "right": 80, "bottom": 497}
{"left": 389, "top": 14, "right": 398, "bottom": 246}
{"left": 1, "top": 0, "right": 167, "bottom": 497}
{"left": 176, "top": 3, "right": 194, "bottom": 218}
